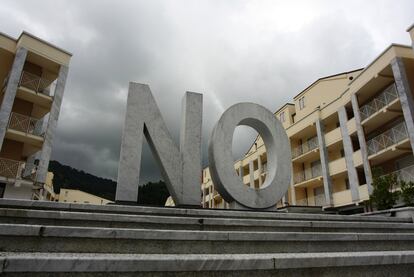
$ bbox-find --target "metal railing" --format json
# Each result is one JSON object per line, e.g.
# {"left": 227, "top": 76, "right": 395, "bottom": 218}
{"left": 393, "top": 165, "right": 414, "bottom": 183}
{"left": 359, "top": 83, "right": 398, "bottom": 122}
{"left": 294, "top": 162, "right": 322, "bottom": 184}
{"left": 0, "top": 158, "right": 24, "bottom": 179}
{"left": 7, "top": 112, "right": 43, "bottom": 137}
{"left": 292, "top": 136, "right": 319, "bottom": 159}
{"left": 18, "top": 71, "right": 56, "bottom": 96}
{"left": 367, "top": 121, "right": 408, "bottom": 156}
{"left": 314, "top": 194, "right": 326, "bottom": 206}
{"left": 296, "top": 198, "right": 308, "bottom": 206}
{"left": 382, "top": 165, "right": 414, "bottom": 189}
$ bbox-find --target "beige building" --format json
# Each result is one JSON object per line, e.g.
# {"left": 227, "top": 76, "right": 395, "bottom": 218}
{"left": 57, "top": 188, "right": 113, "bottom": 205}
{"left": 0, "top": 31, "right": 71, "bottom": 200}
{"left": 202, "top": 25, "right": 414, "bottom": 213}
{"left": 40, "top": 172, "right": 112, "bottom": 205}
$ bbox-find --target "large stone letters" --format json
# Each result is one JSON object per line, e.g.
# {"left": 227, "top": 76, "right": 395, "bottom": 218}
{"left": 208, "top": 103, "right": 291, "bottom": 209}
{"left": 116, "top": 83, "right": 202, "bottom": 206}
{"left": 116, "top": 83, "right": 291, "bottom": 209}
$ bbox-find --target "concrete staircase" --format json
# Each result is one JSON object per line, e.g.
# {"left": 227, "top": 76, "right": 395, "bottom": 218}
{"left": 0, "top": 198, "right": 414, "bottom": 276}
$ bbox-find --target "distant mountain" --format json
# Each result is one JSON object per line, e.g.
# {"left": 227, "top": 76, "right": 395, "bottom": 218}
{"left": 48, "top": 160, "right": 169, "bottom": 205}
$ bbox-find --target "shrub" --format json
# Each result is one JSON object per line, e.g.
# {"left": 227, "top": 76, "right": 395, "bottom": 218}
{"left": 370, "top": 168, "right": 400, "bottom": 210}
{"left": 400, "top": 180, "right": 414, "bottom": 206}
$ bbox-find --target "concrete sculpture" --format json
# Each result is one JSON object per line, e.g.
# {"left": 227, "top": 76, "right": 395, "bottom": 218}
{"left": 208, "top": 103, "right": 291, "bottom": 209}
{"left": 116, "top": 83, "right": 202, "bottom": 206}
{"left": 116, "top": 82, "right": 291, "bottom": 210}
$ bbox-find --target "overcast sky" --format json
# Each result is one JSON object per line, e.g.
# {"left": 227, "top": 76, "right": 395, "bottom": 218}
{"left": 1, "top": 1, "right": 414, "bottom": 183}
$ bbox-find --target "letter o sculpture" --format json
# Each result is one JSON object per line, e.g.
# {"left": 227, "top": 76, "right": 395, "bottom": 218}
{"left": 208, "top": 103, "right": 291, "bottom": 209}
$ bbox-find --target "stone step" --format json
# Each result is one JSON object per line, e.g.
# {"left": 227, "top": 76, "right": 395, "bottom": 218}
{"left": 0, "top": 198, "right": 411, "bottom": 223}
{"left": 1, "top": 251, "right": 414, "bottom": 276}
{"left": 2, "top": 207, "right": 414, "bottom": 233}
{"left": 2, "top": 223, "right": 414, "bottom": 254}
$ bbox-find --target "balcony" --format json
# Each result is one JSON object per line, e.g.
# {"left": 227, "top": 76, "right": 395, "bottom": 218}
{"left": 294, "top": 162, "right": 322, "bottom": 186}
{"left": 367, "top": 122, "right": 409, "bottom": 157}
{"left": 292, "top": 136, "right": 319, "bottom": 161}
{"left": 0, "top": 158, "right": 24, "bottom": 180}
{"left": 7, "top": 112, "right": 44, "bottom": 137}
{"left": 296, "top": 194, "right": 326, "bottom": 206}
{"left": 394, "top": 165, "right": 414, "bottom": 183}
{"left": 325, "top": 127, "right": 342, "bottom": 148}
{"left": 382, "top": 165, "right": 414, "bottom": 190}
{"left": 332, "top": 189, "right": 352, "bottom": 206}
{"left": 5, "top": 112, "right": 44, "bottom": 149}
{"left": 329, "top": 157, "right": 347, "bottom": 177}
{"left": 18, "top": 71, "right": 56, "bottom": 97}
{"left": 359, "top": 83, "right": 398, "bottom": 122}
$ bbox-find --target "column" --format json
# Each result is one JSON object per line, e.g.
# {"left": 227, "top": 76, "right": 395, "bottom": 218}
{"left": 0, "top": 47, "right": 27, "bottom": 150}
{"left": 338, "top": 106, "right": 360, "bottom": 202}
{"left": 290, "top": 167, "right": 296, "bottom": 205}
{"left": 202, "top": 185, "right": 205, "bottom": 208}
{"left": 315, "top": 119, "right": 333, "bottom": 206}
{"left": 35, "top": 65, "right": 69, "bottom": 184}
{"left": 391, "top": 57, "right": 414, "bottom": 151}
{"left": 351, "top": 94, "right": 373, "bottom": 194}
{"left": 238, "top": 164, "right": 244, "bottom": 181}
{"left": 248, "top": 161, "right": 254, "bottom": 188}
{"left": 23, "top": 152, "right": 40, "bottom": 178}
{"left": 257, "top": 155, "right": 263, "bottom": 186}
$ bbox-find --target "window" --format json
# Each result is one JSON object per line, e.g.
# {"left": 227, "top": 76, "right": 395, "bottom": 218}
{"left": 299, "top": 97, "right": 305, "bottom": 110}
{"left": 345, "top": 179, "right": 350, "bottom": 190}
{"left": 279, "top": 111, "right": 285, "bottom": 122}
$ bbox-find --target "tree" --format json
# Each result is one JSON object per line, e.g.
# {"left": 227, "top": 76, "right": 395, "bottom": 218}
{"left": 400, "top": 180, "right": 414, "bottom": 206}
{"left": 138, "top": 181, "right": 170, "bottom": 206}
{"left": 370, "top": 168, "right": 400, "bottom": 210}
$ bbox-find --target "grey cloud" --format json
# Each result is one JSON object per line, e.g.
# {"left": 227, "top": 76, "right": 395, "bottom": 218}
{"left": 1, "top": 0, "right": 413, "bottom": 183}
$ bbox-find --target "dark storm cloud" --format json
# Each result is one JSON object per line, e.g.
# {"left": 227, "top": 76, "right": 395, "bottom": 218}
{"left": 1, "top": 1, "right": 413, "bottom": 183}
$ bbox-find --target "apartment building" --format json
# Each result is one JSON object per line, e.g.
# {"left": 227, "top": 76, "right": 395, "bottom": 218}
{"left": 57, "top": 188, "right": 113, "bottom": 205}
{"left": 202, "top": 26, "right": 414, "bottom": 212}
{"left": 0, "top": 31, "right": 71, "bottom": 200}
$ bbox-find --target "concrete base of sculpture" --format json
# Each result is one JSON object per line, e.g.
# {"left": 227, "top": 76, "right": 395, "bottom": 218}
{"left": 1, "top": 198, "right": 414, "bottom": 275}
{"left": 228, "top": 201, "right": 277, "bottom": 211}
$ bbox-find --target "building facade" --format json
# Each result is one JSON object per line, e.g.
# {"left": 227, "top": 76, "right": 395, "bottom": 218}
{"left": 202, "top": 26, "right": 414, "bottom": 212}
{"left": 57, "top": 188, "right": 113, "bottom": 205}
{"left": 0, "top": 31, "right": 71, "bottom": 200}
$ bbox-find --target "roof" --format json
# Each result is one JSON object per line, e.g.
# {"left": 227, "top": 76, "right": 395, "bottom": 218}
{"left": 0, "top": 31, "right": 16, "bottom": 41}
{"left": 1, "top": 30, "right": 72, "bottom": 56}
{"left": 293, "top": 68, "right": 363, "bottom": 100}
{"left": 19, "top": 31, "right": 73, "bottom": 56}
{"left": 348, "top": 43, "right": 411, "bottom": 86}
{"left": 274, "top": 102, "right": 294, "bottom": 115}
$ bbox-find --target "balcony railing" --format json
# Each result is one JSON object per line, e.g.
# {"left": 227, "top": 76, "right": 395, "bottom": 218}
{"left": 394, "top": 165, "right": 414, "bottom": 183}
{"left": 292, "top": 136, "right": 318, "bottom": 159}
{"left": 313, "top": 194, "right": 326, "bottom": 206}
{"left": 296, "top": 198, "right": 308, "bottom": 206}
{"left": 367, "top": 121, "right": 408, "bottom": 156}
{"left": 7, "top": 112, "right": 44, "bottom": 137}
{"left": 359, "top": 83, "right": 398, "bottom": 122}
{"left": 18, "top": 71, "right": 56, "bottom": 96}
{"left": 382, "top": 165, "right": 414, "bottom": 189}
{"left": 0, "top": 158, "right": 24, "bottom": 179}
{"left": 294, "top": 163, "right": 322, "bottom": 184}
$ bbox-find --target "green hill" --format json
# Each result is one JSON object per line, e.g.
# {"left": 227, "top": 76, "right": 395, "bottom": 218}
{"left": 48, "top": 160, "right": 169, "bottom": 205}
